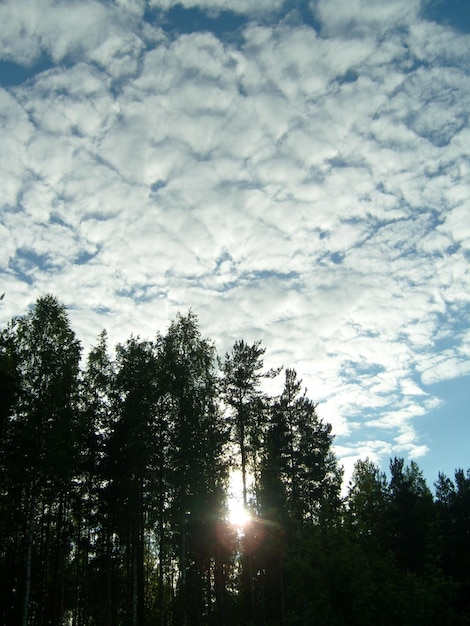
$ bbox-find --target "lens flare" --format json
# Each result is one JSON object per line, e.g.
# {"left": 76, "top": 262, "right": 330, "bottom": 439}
{"left": 228, "top": 502, "right": 251, "bottom": 528}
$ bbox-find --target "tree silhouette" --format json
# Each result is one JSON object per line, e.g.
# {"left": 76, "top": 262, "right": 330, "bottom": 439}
{"left": 0, "top": 295, "right": 81, "bottom": 625}
{"left": 0, "top": 296, "right": 469, "bottom": 625}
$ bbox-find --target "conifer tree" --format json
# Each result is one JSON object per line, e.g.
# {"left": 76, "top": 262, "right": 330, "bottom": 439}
{"left": 105, "top": 336, "right": 160, "bottom": 626}
{"left": 265, "top": 368, "right": 341, "bottom": 525}
{"left": 76, "top": 330, "right": 117, "bottom": 624}
{"left": 156, "top": 312, "right": 228, "bottom": 625}
{"left": 258, "top": 369, "right": 342, "bottom": 625}
{"left": 346, "top": 458, "right": 388, "bottom": 546}
{"left": 3, "top": 296, "right": 470, "bottom": 625}
{"left": 0, "top": 295, "right": 81, "bottom": 625}
{"left": 387, "top": 457, "right": 434, "bottom": 573}
{"left": 220, "top": 340, "right": 278, "bottom": 511}
{"left": 220, "top": 341, "right": 279, "bottom": 625}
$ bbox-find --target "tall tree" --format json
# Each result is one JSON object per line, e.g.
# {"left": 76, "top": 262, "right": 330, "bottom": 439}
{"left": 0, "top": 295, "right": 82, "bottom": 626}
{"left": 105, "top": 336, "right": 160, "bottom": 626}
{"left": 75, "top": 330, "right": 117, "bottom": 625}
{"left": 266, "top": 368, "right": 341, "bottom": 525}
{"left": 346, "top": 458, "right": 388, "bottom": 548}
{"left": 387, "top": 457, "right": 434, "bottom": 573}
{"left": 258, "top": 369, "right": 342, "bottom": 625}
{"left": 156, "top": 312, "right": 228, "bottom": 626}
{"left": 220, "top": 340, "right": 278, "bottom": 511}
{"left": 0, "top": 318, "right": 21, "bottom": 624}
{"left": 435, "top": 468, "right": 470, "bottom": 617}
{"left": 220, "top": 341, "right": 279, "bottom": 626}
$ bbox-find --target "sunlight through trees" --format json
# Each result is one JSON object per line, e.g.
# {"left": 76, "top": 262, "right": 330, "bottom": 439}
{"left": 0, "top": 296, "right": 469, "bottom": 625}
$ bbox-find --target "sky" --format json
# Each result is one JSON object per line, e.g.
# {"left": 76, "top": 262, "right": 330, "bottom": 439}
{"left": 1, "top": 0, "right": 469, "bottom": 489}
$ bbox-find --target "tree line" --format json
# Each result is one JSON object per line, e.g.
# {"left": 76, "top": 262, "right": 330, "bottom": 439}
{"left": 0, "top": 295, "right": 469, "bottom": 625}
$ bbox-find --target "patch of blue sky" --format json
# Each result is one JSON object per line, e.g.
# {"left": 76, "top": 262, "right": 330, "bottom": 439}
{"left": 406, "top": 111, "right": 468, "bottom": 148}
{"left": 340, "top": 360, "right": 386, "bottom": 382}
{"left": 210, "top": 279, "right": 240, "bottom": 294}
{"left": 145, "top": 5, "right": 248, "bottom": 42}
{"left": 281, "top": 0, "right": 322, "bottom": 31}
{"left": 445, "top": 241, "right": 461, "bottom": 255}
{"left": 49, "top": 214, "right": 69, "bottom": 228}
{"left": 418, "top": 375, "right": 470, "bottom": 485}
{"left": 92, "top": 304, "right": 113, "bottom": 315}
{"left": 75, "top": 250, "right": 99, "bottom": 266}
{"left": 214, "top": 251, "right": 232, "bottom": 268}
{"left": 80, "top": 209, "right": 119, "bottom": 222}
{"left": 248, "top": 269, "right": 301, "bottom": 283}
{"left": 144, "top": 0, "right": 323, "bottom": 40}
{"left": 421, "top": 0, "right": 470, "bottom": 32}
{"left": 329, "top": 251, "right": 345, "bottom": 265}
{"left": 326, "top": 156, "right": 351, "bottom": 169}
{"left": 204, "top": 267, "right": 300, "bottom": 294}
{"left": 334, "top": 69, "right": 359, "bottom": 86}
{"left": 9, "top": 249, "right": 50, "bottom": 284}
{"left": 117, "top": 285, "right": 167, "bottom": 303}
{"left": 0, "top": 55, "right": 55, "bottom": 87}
{"left": 433, "top": 305, "right": 470, "bottom": 336}
{"left": 150, "top": 180, "right": 168, "bottom": 194}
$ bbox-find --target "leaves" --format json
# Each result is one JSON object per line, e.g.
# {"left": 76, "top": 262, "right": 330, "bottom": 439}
{"left": 0, "top": 297, "right": 469, "bottom": 625}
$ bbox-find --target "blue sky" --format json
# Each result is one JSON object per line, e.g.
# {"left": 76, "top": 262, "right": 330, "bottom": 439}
{"left": 1, "top": 0, "right": 469, "bottom": 488}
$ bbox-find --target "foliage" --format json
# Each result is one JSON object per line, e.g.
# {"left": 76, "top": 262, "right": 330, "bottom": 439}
{"left": 0, "top": 297, "right": 468, "bottom": 625}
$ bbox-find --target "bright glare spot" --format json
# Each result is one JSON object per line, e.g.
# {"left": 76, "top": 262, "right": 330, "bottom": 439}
{"left": 228, "top": 502, "right": 251, "bottom": 528}
{"left": 227, "top": 469, "right": 251, "bottom": 528}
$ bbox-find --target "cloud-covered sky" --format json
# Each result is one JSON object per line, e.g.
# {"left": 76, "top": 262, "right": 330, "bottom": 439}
{"left": 1, "top": 0, "right": 469, "bottom": 485}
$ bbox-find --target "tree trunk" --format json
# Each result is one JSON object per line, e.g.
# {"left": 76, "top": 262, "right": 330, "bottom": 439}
{"left": 22, "top": 488, "right": 34, "bottom": 626}
{"left": 131, "top": 530, "right": 138, "bottom": 626}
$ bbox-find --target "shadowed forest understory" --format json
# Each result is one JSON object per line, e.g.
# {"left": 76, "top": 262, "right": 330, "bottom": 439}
{"left": 1, "top": 296, "right": 469, "bottom": 625}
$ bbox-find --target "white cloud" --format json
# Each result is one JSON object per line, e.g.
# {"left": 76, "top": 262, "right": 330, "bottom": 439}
{"left": 419, "top": 354, "right": 470, "bottom": 386}
{"left": 313, "top": 0, "right": 421, "bottom": 37}
{"left": 409, "top": 20, "right": 470, "bottom": 66}
{"left": 0, "top": 0, "right": 137, "bottom": 65}
{"left": 1, "top": 0, "right": 469, "bottom": 477}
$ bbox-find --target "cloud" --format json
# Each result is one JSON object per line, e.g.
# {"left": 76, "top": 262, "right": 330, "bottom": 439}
{"left": 1, "top": 0, "right": 469, "bottom": 477}
{"left": 0, "top": 0, "right": 135, "bottom": 66}
{"left": 419, "top": 353, "right": 470, "bottom": 386}
{"left": 313, "top": 0, "right": 421, "bottom": 37}
{"left": 0, "top": 90, "right": 34, "bottom": 208}
{"left": 148, "top": 0, "right": 285, "bottom": 17}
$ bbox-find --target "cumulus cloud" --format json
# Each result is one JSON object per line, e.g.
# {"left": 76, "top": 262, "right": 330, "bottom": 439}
{"left": 313, "top": 0, "right": 421, "bottom": 36}
{"left": 1, "top": 0, "right": 469, "bottom": 476}
{"left": 0, "top": 0, "right": 142, "bottom": 65}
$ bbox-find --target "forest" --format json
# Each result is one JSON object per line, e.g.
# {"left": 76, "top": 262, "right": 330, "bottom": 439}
{"left": 0, "top": 295, "right": 469, "bottom": 625}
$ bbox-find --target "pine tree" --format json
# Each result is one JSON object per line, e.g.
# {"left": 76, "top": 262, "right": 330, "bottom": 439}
{"left": 220, "top": 340, "right": 279, "bottom": 624}
{"left": 346, "top": 458, "right": 388, "bottom": 547}
{"left": 105, "top": 336, "right": 160, "bottom": 626}
{"left": 220, "top": 340, "right": 278, "bottom": 512}
{"left": 156, "top": 312, "right": 228, "bottom": 625}
{"left": 76, "top": 330, "right": 116, "bottom": 625}
{"left": 435, "top": 468, "right": 470, "bottom": 617}
{"left": 258, "top": 369, "right": 342, "bottom": 625}
{"left": 0, "top": 295, "right": 82, "bottom": 625}
{"left": 266, "top": 368, "right": 341, "bottom": 526}
{"left": 387, "top": 457, "right": 434, "bottom": 574}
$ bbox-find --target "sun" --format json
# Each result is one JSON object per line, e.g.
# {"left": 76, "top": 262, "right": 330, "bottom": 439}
{"left": 227, "top": 468, "right": 253, "bottom": 529}
{"left": 228, "top": 502, "right": 251, "bottom": 528}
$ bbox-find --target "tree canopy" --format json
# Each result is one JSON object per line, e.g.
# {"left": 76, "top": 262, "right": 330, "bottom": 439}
{"left": 0, "top": 296, "right": 468, "bottom": 625}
